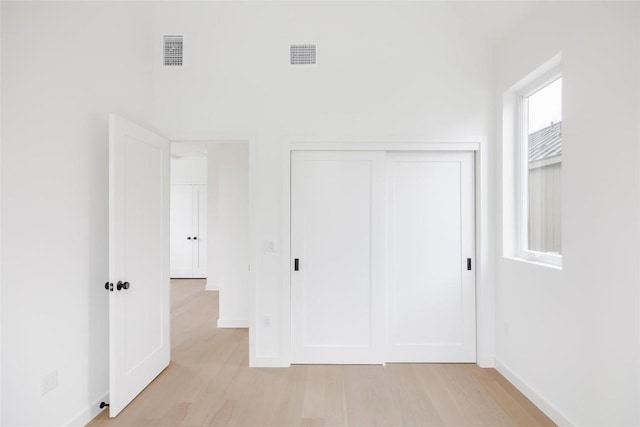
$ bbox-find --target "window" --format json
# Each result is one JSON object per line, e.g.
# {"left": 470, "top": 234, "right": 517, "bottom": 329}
{"left": 502, "top": 54, "right": 562, "bottom": 267}
{"left": 518, "top": 73, "right": 562, "bottom": 266}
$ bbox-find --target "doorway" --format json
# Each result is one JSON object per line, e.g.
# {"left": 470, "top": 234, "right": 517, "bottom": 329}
{"left": 170, "top": 141, "right": 251, "bottom": 328}
{"left": 170, "top": 150, "right": 208, "bottom": 279}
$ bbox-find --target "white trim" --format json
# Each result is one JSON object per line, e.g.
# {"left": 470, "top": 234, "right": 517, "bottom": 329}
{"left": 217, "top": 318, "right": 249, "bottom": 328}
{"left": 476, "top": 354, "right": 495, "bottom": 368}
{"left": 205, "top": 281, "right": 219, "bottom": 291}
{"left": 504, "top": 255, "right": 562, "bottom": 271}
{"left": 280, "top": 138, "right": 493, "bottom": 368}
{"left": 251, "top": 356, "right": 290, "bottom": 368}
{"left": 167, "top": 132, "right": 255, "bottom": 143}
{"left": 247, "top": 138, "right": 257, "bottom": 368}
{"left": 507, "top": 53, "right": 562, "bottom": 94}
{"left": 65, "top": 392, "right": 109, "bottom": 427}
{"left": 280, "top": 143, "right": 293, "bottom": 366}
{"left": 516, "top": 250, "right": 561, "bottom": 267}
{"left": 495, "top": 360, "right": 576, "bottom": 426}
{"left": 474, "top": 138, "right": 495, "bottom": 368}
{"left": 529, "top": 155, "right": 561, "bottom": 170}
{"left": 289, "top": 141, "right": 480, "bottom": 152}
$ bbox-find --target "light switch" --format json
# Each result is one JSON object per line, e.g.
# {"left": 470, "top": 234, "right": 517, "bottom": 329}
{"left": 263, "top": 240, "right": 276, "bottom": 253}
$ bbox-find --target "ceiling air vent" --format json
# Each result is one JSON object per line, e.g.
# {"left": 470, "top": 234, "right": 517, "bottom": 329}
{"left": 290, "top": 44, "right": 316, "bottom": 65}
{"left": 163, "top": 35, "right": 183, "bottom": 66}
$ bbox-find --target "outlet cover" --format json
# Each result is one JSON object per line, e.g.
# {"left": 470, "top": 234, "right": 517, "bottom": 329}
{"left": 41, "top": 369, "right": 58, "bottom": 396}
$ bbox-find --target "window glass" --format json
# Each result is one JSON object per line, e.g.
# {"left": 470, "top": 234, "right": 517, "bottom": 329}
{"left": 524, "top": 77, "right": 562, "bottom": 255}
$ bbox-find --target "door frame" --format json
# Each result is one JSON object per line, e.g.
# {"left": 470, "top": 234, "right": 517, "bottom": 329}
{"left": 282, "top": 139, "right": 495, "bottom": 368}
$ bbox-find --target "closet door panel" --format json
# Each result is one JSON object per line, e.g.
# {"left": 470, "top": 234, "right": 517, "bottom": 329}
{"left": 291, "top": 151, "right": 385, "bottom": 364}
{"left": 386, "top": 151, "right": 476, "bottom": 362}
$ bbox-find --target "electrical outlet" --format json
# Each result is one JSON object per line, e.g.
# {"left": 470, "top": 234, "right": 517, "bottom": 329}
{"left": 41, "top": 369, "right": 58, "bottom": 396}
{"left": 263, "top": 315, "right": 272, "bottom": 328}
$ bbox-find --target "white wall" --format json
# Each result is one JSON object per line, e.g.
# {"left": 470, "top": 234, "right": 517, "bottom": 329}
{"left": 207, "top": 143, "right": 250, "bottom": 327}
{"left": 0, "top": 1, "right": 535, "bottom": 424}
{"left": 495, "top": 2, "right": 640, "bottom": 425}
{"left": 151, "top": 1, "right": 496, "bottom": 364}
{"left": 1, "top": 2, "right": 154, "bottom": 425}
{"left": 170, "top": 156, "right": 207, "bottom": 185}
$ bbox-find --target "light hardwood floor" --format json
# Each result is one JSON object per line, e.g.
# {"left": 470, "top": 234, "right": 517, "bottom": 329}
{"left": 88, "top": 279, "right": 555, "bottom": 427}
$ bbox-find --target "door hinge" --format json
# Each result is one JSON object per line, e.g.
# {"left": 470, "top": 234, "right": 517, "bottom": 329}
{"left": 467, "top": 258, "right": 472, "bottom": 271}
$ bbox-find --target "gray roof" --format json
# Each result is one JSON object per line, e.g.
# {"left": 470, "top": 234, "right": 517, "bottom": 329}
{"left": 528, "top": 121, "right": 562, "bottom": 163}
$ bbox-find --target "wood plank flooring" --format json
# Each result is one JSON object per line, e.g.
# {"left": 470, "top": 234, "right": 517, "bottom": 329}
{"left": 88, "top": 279, "right": 555, "bottom": 427}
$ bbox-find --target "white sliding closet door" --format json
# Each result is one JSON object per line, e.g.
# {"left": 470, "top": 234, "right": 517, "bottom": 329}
{"left": 291, "top": 151, "right": 385, "bottom": 364}
{"left": 386, "top": 151, "right": 476, "bottom": 362}
{"left": 290, "top": 150, "right": 476, "bottom": 364}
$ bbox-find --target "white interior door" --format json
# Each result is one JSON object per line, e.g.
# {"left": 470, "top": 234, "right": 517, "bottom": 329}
{"left": 109, "top": 114, "right": 170, "bottom": 417}
{"left": 170, "top": 185, "right": 193, "bottom": 278}
{"left": 170, "top": 185, "right": 207, "bottom": 278}
{"left": 291, "top": 151, "right": 385, "bottom": 364}
{"left": 386, "top": 151, "right": 476, "bottom": 362}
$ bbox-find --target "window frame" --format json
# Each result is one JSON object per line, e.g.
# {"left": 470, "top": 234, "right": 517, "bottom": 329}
{"left": 516, "top": 69, "right": 563, "bottom": 267}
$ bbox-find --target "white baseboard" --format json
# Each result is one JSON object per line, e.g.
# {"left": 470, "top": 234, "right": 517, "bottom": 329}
{"left": 476, "top": 354, "right": 495, "bottom": 368}
{"left": 495, "top": 359, "right": 575, "bottom": 426}
{"left": 217, "top": 318, "right": 249, "bottom": 328}
{"left": 205, "top": 281, "right": 219, "bottom": 291}
{"left": 65, "top": 391, "right": 109, "bottom": 427}
{"left": 250, "top": 356, "right": 290, "bottom": 368}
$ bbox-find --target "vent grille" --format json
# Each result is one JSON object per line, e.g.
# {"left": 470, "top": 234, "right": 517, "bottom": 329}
{"left": 290, "top": 44, "right": 316, "bottom": 65}
{"left": 163, "top": 35, "right": 183, "bottom": 66}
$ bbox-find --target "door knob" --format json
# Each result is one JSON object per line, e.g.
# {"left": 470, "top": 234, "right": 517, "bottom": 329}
{"left": 117, "top": 281, "right": 130, "bottom": 291}
{"left": 193, "top": 236, "right": 198, "bottom": 240}
{"left": 187, "top": 237, "right": 192, "bottom": 240}
{"left": 104, "top": 282, "right": 113, "bottom": 291}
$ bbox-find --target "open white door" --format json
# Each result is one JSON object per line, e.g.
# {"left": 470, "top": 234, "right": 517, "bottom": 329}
{"left": 108, "top": 114, "right": 170, "bottom": 417}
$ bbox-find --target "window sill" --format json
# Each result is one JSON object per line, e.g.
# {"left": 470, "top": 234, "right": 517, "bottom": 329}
{"left": 503, "top": 255, "right": 562, "bottom": 271}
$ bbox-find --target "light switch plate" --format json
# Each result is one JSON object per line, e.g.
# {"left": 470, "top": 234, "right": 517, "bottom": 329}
{"left": 263, "top": 240, "right": 276, "bottom": 253}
